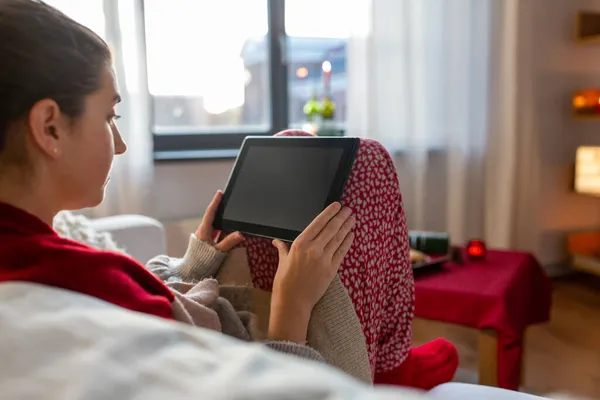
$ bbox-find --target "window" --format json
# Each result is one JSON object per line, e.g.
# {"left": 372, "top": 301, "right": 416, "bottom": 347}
{"left": 285, "top": 0, "right": 350, "bottom": 130}
{"left": 144, "top": 0, "right": 278, "bottom": 157}
{"left": 147, "top": 0, "right": 355, "bottom": 158}
{"left": 144, "top": 0, "right": 270, "bottom": 134}
{"left": 43, "top": 0, "right": 105, "bottom": 38}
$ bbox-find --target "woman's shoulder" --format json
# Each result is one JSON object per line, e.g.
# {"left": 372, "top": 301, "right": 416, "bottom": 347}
{"left": 33, "top": 233, "right": 167, "bottom": 288}
{"left": 21, "top": 230, "right": 136, "bottom": 266}
{"left": 0, "top": 231, "right": 174, "bottom": 315}
{"left": 0, "top": 231, "right": 142, "bottom": 278}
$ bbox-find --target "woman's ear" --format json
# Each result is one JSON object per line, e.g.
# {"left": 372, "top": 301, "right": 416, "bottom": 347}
{"left": 27, "top": 98, "right": 64, "bottom": 158}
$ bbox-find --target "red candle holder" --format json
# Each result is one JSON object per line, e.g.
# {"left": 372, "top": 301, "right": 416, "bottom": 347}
{"left": 466, "top": 239, "right": 486, "bottom": 260}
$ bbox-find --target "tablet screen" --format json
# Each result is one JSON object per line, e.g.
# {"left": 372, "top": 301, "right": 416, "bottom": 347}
{"left": 223, "top": 145, "right": 344, "bottom": 232}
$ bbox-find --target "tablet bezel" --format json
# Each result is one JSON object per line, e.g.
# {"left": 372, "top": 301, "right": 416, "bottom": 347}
{"left": 213, "top": 136, "right": 359, "bottom": 242}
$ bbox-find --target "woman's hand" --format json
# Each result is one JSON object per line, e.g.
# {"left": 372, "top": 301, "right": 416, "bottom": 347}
{"left": 268, "top": 202, "right": 355, "bottom": 343}
{"left": 195, "top": 190, "right": 244, "bottom": 252}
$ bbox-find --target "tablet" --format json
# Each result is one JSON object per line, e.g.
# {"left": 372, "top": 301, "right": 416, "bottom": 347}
{"left": 214, "top": 136, "right": 359, "bottom": 242}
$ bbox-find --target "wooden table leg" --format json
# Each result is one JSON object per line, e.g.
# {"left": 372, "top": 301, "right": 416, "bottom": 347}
{"left": 520, "top": 329, "right": 527, "bottom": 386}
{"left": 478, "top": 329, "right": 498, "bottom": 387}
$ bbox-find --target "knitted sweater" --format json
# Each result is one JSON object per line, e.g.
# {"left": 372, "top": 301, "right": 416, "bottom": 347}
{"left": 146, "top": 234, "right": 325, "bottom": 363}
{"left": 148, "top": 234, "right": 372, "bottom": 383}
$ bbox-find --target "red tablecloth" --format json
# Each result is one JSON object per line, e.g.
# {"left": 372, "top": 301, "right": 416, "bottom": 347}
{"left": 414, "top": 249, "right": 552, "bottom": 390}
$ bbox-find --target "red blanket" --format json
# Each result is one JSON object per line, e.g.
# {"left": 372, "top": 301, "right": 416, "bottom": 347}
{"left": 0, "top": 203, "right": 174, "bottom": 319}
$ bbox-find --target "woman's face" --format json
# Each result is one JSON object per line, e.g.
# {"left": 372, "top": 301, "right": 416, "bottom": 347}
{"left": 50, "top": 67, "right": 127, "bottom": 210}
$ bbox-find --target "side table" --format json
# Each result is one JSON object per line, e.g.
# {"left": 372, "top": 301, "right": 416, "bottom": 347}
{"left": 414, "top": 249, "right": 552, "bottom": 390}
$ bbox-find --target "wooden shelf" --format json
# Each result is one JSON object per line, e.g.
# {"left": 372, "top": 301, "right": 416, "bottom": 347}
{"left": 572, "top": 254, "right": 600, "bottom": 276}
{"left": 576, "top": 11, "right": 600, "bottom": 43}
{"left": 572, "top": 89, "right": 600, "bottom": 120}
{"left": 578, "top": 35, "right": 600, "bottom": 44}
{"left": 574, "top": 114, "right": 600, "bottom": 121}
{"left": 568, "top": 232, "right": 600, "bottom": 277}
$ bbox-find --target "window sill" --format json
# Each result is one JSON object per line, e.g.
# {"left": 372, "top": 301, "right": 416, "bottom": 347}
{"left": 154, "top": 149, "right": 240, "bottom": 162}
{"left": 153, "top": 140, "right": 447, "bottom": 162}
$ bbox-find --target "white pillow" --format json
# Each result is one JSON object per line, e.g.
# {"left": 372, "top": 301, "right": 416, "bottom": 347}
{"left": 53, "top": 210, "right": 124, "bottom": 252}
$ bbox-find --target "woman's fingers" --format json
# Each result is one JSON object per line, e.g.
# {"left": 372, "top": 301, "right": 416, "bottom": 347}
{"left": 272, "top": 239, "right": 290, "bottom": 260}
{"left": 196, "top": 191, "right": 222, "bottom": 241}
{"left": 215, "top": 231, "right": 244, "bottom": 252}
{"left": 332, "top": 232, "right": 355, "bottom": 267}
{"left": 316, "top": 206, "right": 353, "bottom": 245}
{"left": 324, "top": 215, "right": 355, "bottom": 256}
{"left": 297, "top": 202, "right": 342, "bottom": 242}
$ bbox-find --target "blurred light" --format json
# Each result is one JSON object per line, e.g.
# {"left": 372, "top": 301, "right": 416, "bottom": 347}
{"left": 302, "top": 123, "right": 319, "bottom": 135}
{"left": 572, "top": 89, "right": 600, "bottom": 114}
{"left": 573, "top": 96, "right": 586, "bottom": 109}
{"left": 322, "top": 61, "right": 332, "bottom": 73}
{"left": 244, "top": 69, "right": 252, "bottom": 86}
{"left": 296, "top": 67, "right": 308, "bottom": 78}
{"left": 172, "top": 107, "right": 184, "bottom": 118}
{"left": 575, "top": 146, "right": 600, "bottom": 196}
{"left": 466, "top": 239, "right": 486, "bottom": 260}
{"left": 203, "top": 56, "right": 245, "bottom": 114}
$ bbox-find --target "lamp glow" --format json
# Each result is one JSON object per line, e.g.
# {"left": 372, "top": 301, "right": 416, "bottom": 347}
{"left": 575, "top": 147, "right": 600, "bottom": 196}
{"left": 467, "top": 240, "right": 486, "bottom": 261}
{"left": 573, "top": 89, "right": 600, "bottom": 117}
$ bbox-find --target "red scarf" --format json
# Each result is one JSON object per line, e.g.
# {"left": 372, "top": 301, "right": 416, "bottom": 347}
{"left": 0, "top": 202, "right": 174, "bottom": 319}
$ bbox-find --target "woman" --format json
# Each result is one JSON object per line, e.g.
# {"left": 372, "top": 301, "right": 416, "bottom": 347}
{"left": 0, "top": 0, "right": 353, "bottom": 360}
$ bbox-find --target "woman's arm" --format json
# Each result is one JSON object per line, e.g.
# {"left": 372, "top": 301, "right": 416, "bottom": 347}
{"left": 146, "top": 233, "right": 226, "bottom": 282}
{"left": 148, "top": 240, "right": 326, "bottom": 362}
{"left": 146, "top": 191, "right": 243, "bottom": 282}
{"left": 268, "top": 203, "right": 355, "bottom": 344}
{"left": 145, "top": 194, "right": 354, "bottom": 366}
{"left": 265, "top": 342, "right": 324, "bottom": 362}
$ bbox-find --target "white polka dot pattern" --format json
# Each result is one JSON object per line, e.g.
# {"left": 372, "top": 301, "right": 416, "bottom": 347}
{"left": 243, "top": 130, "right": 414, "bottom": 374}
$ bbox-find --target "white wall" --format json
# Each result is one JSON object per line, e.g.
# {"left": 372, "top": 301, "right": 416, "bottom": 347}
{"left": 151, "top": 160, "right": 234, "bottom": 256}
{"left": 531, "top": 0, "right": 600, "bottom": 269}
{"left": 153, "top": 160, "right": 234, "bottom": 221}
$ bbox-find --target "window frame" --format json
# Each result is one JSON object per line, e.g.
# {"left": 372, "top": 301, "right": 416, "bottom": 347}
{"left": 149, "top": 0, "right": 290, "bottom": 161}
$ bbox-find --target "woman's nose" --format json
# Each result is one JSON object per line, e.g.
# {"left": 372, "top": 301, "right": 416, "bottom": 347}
{"left": 113, "top": 124, "right": 127, "bottom": 155}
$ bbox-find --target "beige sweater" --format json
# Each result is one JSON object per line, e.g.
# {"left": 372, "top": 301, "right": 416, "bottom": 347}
{"left": 147, "top": 234, "right": 372, "bottom": 383}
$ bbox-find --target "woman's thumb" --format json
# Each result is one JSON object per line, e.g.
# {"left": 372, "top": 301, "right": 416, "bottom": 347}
{"left": 272, "top": 239, "right": 289, "bottom": 258}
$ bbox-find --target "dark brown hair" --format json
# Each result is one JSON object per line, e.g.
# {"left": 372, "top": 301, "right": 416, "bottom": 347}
{"left": 0, "top": 0, "right": 112, "bottom": 153}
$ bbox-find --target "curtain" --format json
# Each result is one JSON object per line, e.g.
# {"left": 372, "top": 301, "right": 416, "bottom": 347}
{"left": 346, "top": 0, "right": 539, "bottom": 251}
{"left": 45, "top": 0, "right": 154, "bottom": 217}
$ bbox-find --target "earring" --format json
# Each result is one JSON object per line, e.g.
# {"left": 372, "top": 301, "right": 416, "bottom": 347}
{"left": 52, "top": 148, "right": 58, "bottom": 154}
